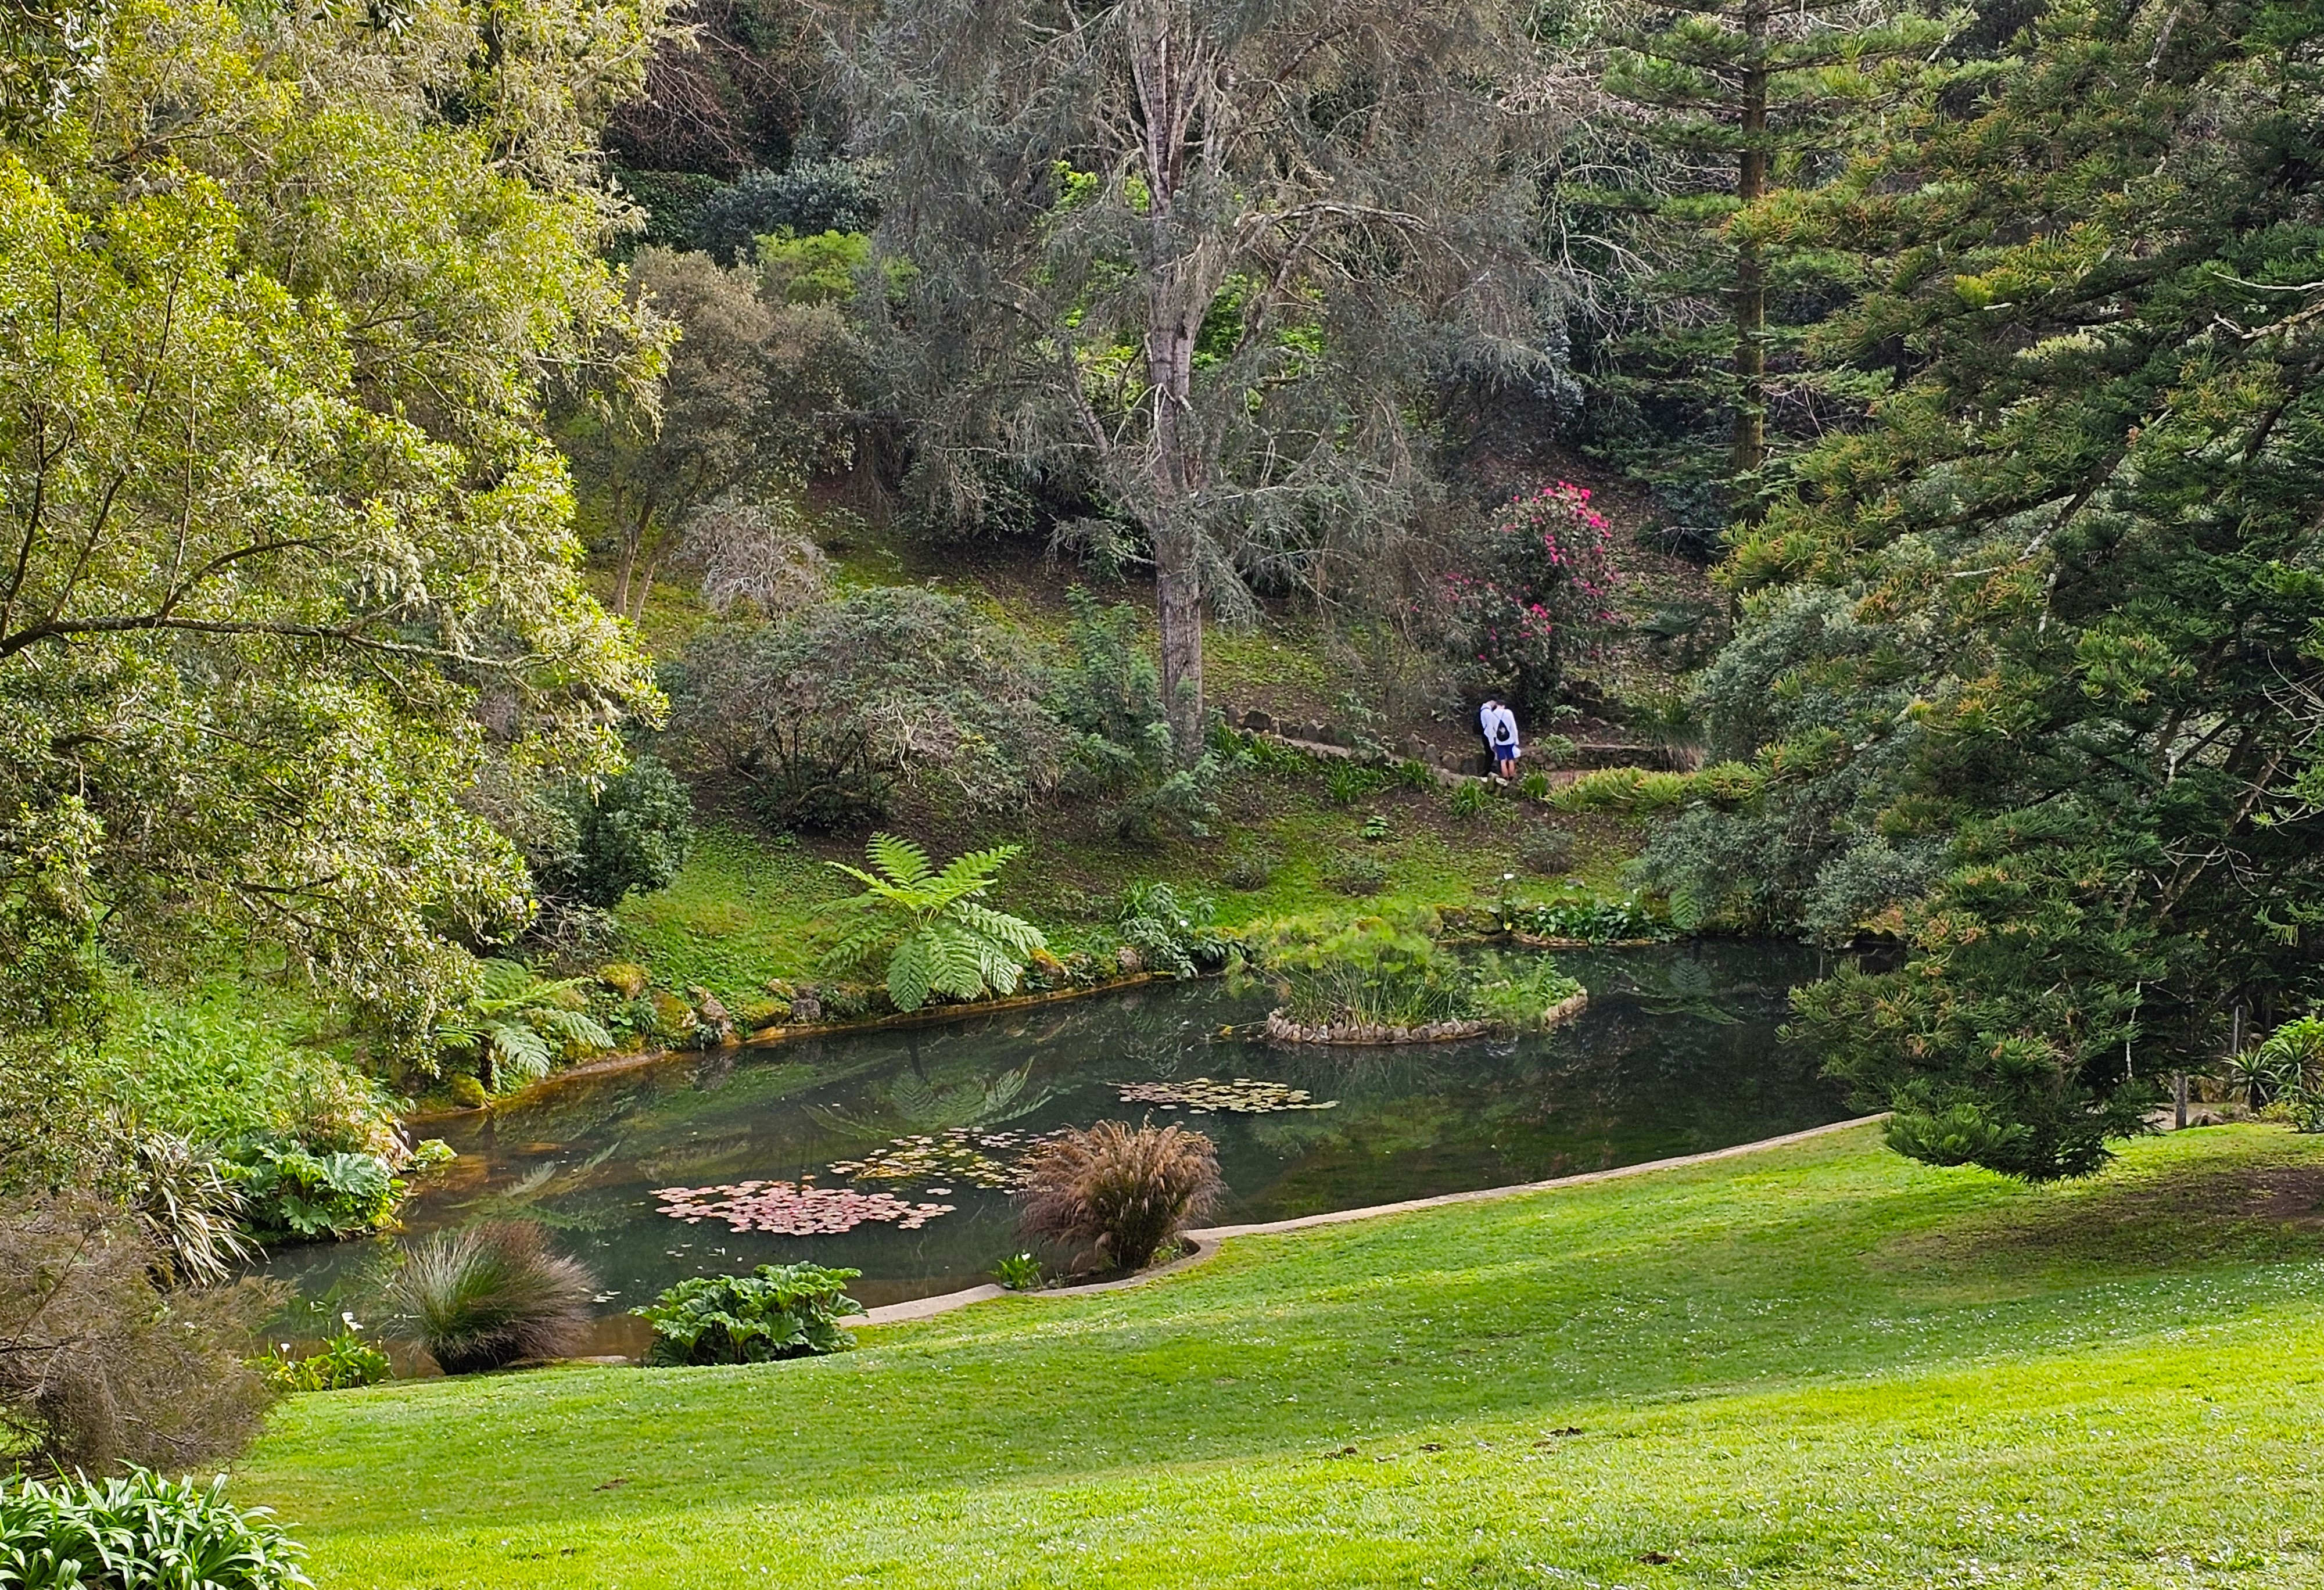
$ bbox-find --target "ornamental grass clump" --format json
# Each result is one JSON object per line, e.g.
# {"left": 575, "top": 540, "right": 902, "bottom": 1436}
{"left": 633, "top": 1264, "right": 866, "bottom": 1366}
{"left": 385, "top": 1222, "right": 595, "bottom": 1375}
{"left": 1017, "top": 1121, "right": 1222, "bottom": 1273}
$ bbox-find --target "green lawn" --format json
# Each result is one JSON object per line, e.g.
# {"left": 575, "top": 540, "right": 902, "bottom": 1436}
{"left": 240, "top": 1123, "right": 2324, "bottom": 1587}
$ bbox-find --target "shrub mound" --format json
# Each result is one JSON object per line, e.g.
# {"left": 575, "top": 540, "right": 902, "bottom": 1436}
{"left": 1239, "top": 917, "right": 1585, "bottom": 1043}
{"left": 633, "top": 1264, "right": 866, "bottom": 1366}
{"left": 0, "top": 1198, "right": 277, "bottom": 1477}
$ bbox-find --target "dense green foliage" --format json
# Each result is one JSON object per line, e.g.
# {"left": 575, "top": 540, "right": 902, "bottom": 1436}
{"left": 666, "top": 589, "right": 1064, "bottom": 830}
{"left": 1655, "top": 0, "right": 2324, "bottom": 1178}
{"left": 691, "top": 157, "right": 881, "bottom": 265}
{"left": 1052, "top": 590, "right": 1239, "bottom": 841}
{"left": 1241, "top": 915, "right": 1481, "bottom": 1030}
{"left": 0, "top": 1469, "right": 308, "bottom": 1590}
{"left": 432, "top": 960, "right": 615, "bottom": 1093}
{"left": 530, "top": 753, "right": 697, "bottom": 913}
{"left": 2257, "top": 1016, "right": 2324, "bottom": 1133}
{"left": 227, "top": 1146, "right": 401, "bottom": 1244}
{"left": 238, "top": 1126, "right": 2324, "bottom": 1587}
{"left": 1111, "top": 882, "right": 1233, "bottom": 978}
{"left": 0, "top": 0, "right": 670, "bottom": 1072}
{"left": 1239, "top": 916, "right": 1583, "bottom": 1031}
{"left": 633, "top": 1265, "right": 866, "bottom": 1365}
{"left": 262, "top": 1329, "right": 392, "bottom": 1395}
{"left": 1587, "top": 0, "right": 1957, "bottom": 517}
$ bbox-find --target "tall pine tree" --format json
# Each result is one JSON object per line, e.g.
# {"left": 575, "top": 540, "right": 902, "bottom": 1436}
{"left": 1663, "top": 0, "right": 2324, "bottom": 1178}
{"left": 1586, "top": 0, "right": 1957, "bottom": 525}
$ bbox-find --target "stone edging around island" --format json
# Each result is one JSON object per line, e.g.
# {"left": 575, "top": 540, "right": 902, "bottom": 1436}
{"left": 1260, "top": 990, "right": 1589, "bottom": 1047}
{"left": 857, "top": 1113, "right": 1887, "bottom": 1326}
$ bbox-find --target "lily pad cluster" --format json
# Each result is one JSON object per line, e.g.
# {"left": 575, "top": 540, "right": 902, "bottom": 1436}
{"left": 1114, "top": 1077, "right": 1339, "bottom": 1114}
{"left": 651, "top": 1180, "right": 954, "bottom": 1234}
{"left": 826, "top": 1128, "right": 1045, "bottom": 1191}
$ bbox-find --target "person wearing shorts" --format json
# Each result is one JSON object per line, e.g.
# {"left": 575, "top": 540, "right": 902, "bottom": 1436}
{"left": 1480, "top": 699, "right": 1520, "bottom": 778}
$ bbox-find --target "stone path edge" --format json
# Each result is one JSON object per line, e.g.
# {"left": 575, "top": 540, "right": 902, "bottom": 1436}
{"left": 858, "top": 1113, "right": 1887, "bottom": 1326}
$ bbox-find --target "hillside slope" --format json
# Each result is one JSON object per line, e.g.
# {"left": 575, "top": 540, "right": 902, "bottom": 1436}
{"left": 240, "top": 1122, "right": 2324, "bottom": 1587}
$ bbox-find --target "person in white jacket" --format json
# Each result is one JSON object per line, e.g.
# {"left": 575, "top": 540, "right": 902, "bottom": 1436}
{"left": 1479, "top": 699, "right": 1520, "bottom": 779}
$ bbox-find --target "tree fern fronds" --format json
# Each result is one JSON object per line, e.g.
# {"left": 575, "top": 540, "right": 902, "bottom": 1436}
{"left": 869, "top": 832, "right": 936, "bottom": 888}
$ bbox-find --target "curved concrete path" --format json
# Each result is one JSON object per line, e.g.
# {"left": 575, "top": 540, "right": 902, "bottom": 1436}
{"left": 860, "top": 1114, "right": 1884, "bottom": 1326}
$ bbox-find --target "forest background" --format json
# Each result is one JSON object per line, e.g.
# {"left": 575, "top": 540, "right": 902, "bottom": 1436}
{"left": 0, "top": 0, "right": 2318, "bottom": 1476}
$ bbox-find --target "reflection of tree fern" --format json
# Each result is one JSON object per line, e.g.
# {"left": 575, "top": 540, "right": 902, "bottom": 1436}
{"left": 1107, "top": 1002, "right": 1202, "bottom": 1082}
{"left": 1622, "top": 957, "right": 1744, "bottom": 1025}
{"left": 472, "top": 1143, "right": 625, "bottom": 1227}
{"left": 810, "top": 1062, "right": 1057, "bottom": 1136}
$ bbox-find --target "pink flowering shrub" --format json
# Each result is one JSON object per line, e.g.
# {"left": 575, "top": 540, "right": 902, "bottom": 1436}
{"left": 1443, "top": 482, "right": 1620, "bottom": 711}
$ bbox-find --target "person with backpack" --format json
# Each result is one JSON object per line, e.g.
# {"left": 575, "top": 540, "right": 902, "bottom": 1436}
{"left": 1479, "top": 699, "right": 1520, "bottom": 780}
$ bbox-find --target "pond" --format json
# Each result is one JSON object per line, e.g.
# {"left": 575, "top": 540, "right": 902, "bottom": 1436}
{"left": 261, "top": 941, "right": 1850, "bottom": 1339}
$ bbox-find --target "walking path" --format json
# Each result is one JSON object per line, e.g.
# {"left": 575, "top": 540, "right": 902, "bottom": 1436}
{"left": 860, "top": 1114, "right": 1885, "bottom": 1325}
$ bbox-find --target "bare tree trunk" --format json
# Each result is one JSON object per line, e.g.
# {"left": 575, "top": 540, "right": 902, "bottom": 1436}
{"left": 1731, "top": 0, "right": 1770, "bottom": 509}
{"left": 630, "top": 557, "right": 661, "bottom": 624}
{"left": 611, "top": 531, "right": 636, "bottom": 619}
{"left": 612, "top": 493, "right": 656, "bottom": 619}
{"left": 1132, "top": 0, "right": 1215, "bottom": 760}
{"left": 1148, "top": 332, "right": 1204, "bottom": 754}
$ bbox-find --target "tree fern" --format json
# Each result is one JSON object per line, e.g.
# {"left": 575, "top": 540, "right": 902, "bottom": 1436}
{"left": 818, "top": 835, "right": 1046, "bottom": 1011}
{"left": 435, "top": 959, "right": 616, "bottom": 1090}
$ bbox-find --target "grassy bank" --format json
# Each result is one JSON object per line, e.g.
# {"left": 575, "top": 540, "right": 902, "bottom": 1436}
{"left": 613, "top": 752, "right": 1642, "bottom": 1011}
{"left": 239, "top": 1122, "right": 2324, "bottom": 1587}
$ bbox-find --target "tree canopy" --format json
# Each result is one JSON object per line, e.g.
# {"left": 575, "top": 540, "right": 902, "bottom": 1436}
{"left": 842, "top": 0, "right": 1557, "bottom": 752}
{"left": 1653, "top": 0, "right": 2324, "bottom": 1178}
{"left": 0, "top": 0, "right": 673, "bottom": 1058}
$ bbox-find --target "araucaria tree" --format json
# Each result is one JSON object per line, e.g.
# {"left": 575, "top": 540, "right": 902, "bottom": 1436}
{"left": 1661, "top": 0, "right": 2324, "bottom": 1179}
{"left": 1594, "top": 0, "right": 1955, "bottom": 513}
{"left": 842, "top": 0, "right": 1554, "bottom": 754}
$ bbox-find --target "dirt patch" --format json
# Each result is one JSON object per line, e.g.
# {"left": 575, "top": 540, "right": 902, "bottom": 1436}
{"left": 1878, "top": 1133, "right": 2324, "bottom": 1282}
{"left": 2244, "top": 1163, "right": 2324, "bottom": 1222}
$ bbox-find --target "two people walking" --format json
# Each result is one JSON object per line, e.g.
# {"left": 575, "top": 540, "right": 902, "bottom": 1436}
{"left": 1479, "top": 698, "right": 1520, "bottom": 779}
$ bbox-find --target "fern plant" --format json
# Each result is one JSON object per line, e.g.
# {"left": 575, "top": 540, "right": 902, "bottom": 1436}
{"left": 821, "top": 835, "right": 1048, "bottom": 1011}
{"left": 434, "top": 959, "right": 614, "bottom": 1090}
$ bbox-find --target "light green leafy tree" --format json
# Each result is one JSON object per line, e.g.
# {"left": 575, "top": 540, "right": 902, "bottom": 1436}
{"left": 0, "top": 0, "right": 676, "bottom": 1085}
{"left": 433, "top": 960, "right": 614, "bottom": 1092}
{"left": 820, "top": 837, "right": 1046, "bottom": 1012}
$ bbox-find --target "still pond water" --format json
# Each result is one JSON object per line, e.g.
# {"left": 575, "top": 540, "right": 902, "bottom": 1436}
{"left": 264, "top": 941, "right": 1848, "bottom": 1328}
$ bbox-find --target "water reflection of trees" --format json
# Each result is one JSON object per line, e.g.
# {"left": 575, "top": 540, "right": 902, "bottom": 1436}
{"left": 367, "top": 947, "right": 1845, "bottom": 1288}
{"left": 808, "top": 1060, "right": 1059, "bottom": 1137}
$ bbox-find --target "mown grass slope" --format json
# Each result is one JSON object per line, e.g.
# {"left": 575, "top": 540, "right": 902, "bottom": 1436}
{"left": 239, "top": 1123, "right": 2324, "bottom": 1588}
